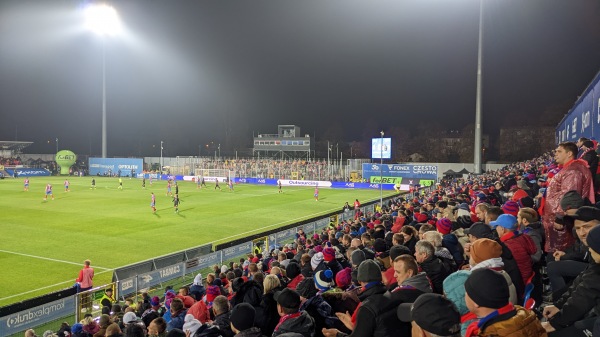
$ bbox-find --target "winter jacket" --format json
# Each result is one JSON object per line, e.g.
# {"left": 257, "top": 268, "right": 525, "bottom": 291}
{"left": 561, "top": 239, "right": 590, "bottom": 262}
{"left": 386, "top": 272, "right": 433, "bottom": 336}
{"left": 255, "top": 290, "right": 280, "bottom": 337}
{"left": 443, "top": 271, "right": 476, "bottom": 336}
{"left": 498, "top": 240, "right": 525, "bottom": 301}
{"left": 188, "top": 300, "right": 210, "bottom": 323}
{"left": 500, "top": 231, "right": 537, "bottom": 287}
{"left": 300, "top": 295, "right": 338, "bottom": 337}
{"left": 167, "top": 309, "right": 188, "bottom": 331}
{"left": 442, "top": 233, "right": 465, "bottom": 266}
{"left": 272, "top": 311, "right": 316, "bottom": 337}
{"left": 230, "top": 280, "right": 263, "bottom": 307}
{"left": 549, "top": 261, "right": 600, "bottom": 329}
{"left": 325, "top": 259, "right": 343, "bottom": 278}
{"left": 213, "top": 312, "right": 234, "bottom": 337}
{"left": 522, "top": 222, "right": 545, "bottom": 264}
{"left": 321, "top": 289, "right": 360, "bottom": 317}
{"left": 419, "top": 255, "right": 453, "bottom": 294}
{"left": 475, "top": 305, "right": 547, "bottom": 337}
{"left": 233, "top": 327, "right": 264, "bottom": 337}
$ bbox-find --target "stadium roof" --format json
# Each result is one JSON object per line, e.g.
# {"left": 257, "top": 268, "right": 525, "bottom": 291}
{"left": 0, "top": 141, "right": 33, "bottom": 153}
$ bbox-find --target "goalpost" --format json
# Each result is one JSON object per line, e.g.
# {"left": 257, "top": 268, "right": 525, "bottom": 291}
{"left": 193, "top": 169, "right": 236, "bottom": 183}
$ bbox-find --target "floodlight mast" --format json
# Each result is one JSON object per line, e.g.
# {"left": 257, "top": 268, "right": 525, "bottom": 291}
{"left": 85, "top": 4, "right": 120, "bottom": 158}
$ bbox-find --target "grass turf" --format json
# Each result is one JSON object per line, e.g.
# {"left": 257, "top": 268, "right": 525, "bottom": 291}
{"left": 0, "top": 176, "right": 394, "bottom": 307}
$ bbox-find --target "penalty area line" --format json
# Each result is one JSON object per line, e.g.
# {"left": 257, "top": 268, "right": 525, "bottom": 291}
{"left": 0, "top": 249, "right": 111, "bottom": 270}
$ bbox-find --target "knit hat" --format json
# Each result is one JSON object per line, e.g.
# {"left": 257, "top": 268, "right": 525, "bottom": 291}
{"left": 464, "top": 269, "right": 509, "bottom": 309}
{"left": 350, "top": 250, "right": 366, "bottom": 267}
{"left": 230, "top": 303, "right": 255, "bottom": 331}
{"left": 397, "top": 293, "right": 461, "bottom": 336}
{"left": 274, "top": 288, "right": 301, "bottom": 310}
{"left": 314, "top": 270, "right": 334, "bottom": 291}
{"left": 357, "top": 260, "right": 382, "bottom": 283}
{"left": 560, "top": 190, "right": 585, "bottom": 211}
{"left": 123, "top": 312, "right": 141, "bottom": 324}
{"left": 372, "top": 238, "right": 387, "bottom": 253}
{"left": 286, "top": 261, "right": 301, "bottom": 279}
{"left": 570, "top": 206, "right": 600, "bottom": 222}
{"left": 151, "top": 296, "right": 160, "bottom": 307}
{"left": 182, "top": 314, "right": 202, "bottom": 335}
{"left": 335, "top": 267, "right": 352, "bottom": 289}
{"left": 322, "top": 244, "right": 336, "bottom": 262}
{"left": 221, "top": 265, "right": 229, "bottom": 273}
{"left": 470, "top": 239, "right": 503, "bottom": 264}
{"left": 389, "top": 245, "right": 411, "bottom": 260}
{"left": 311, "top": 252, "right": 324, "bottom": 270}
{"left": 314, "top": 245, "right": 324, "bottom": 253}
{"left": 490, "top": 214, "right": 518, "bottom": 230}
{"left": 586, "top": 224, "right": 600, "bottom": 253}
{"left": 295, "top": 277, "right": 318, "bottom": 299}
{"left": 436, "top": 218, "right": 452, "bottom": 235}
{"left": 71, "top": 324, "right": 83, "bottom": 335}
{"left": 501, "top": 201, "right": 519, "bottom": 217}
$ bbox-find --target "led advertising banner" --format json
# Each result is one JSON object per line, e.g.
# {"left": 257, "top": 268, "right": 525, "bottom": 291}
{"left": 371, "top": 138, "right": 391, "bottom": 159}
{"left": 89, "top": 158, "right": 143, "bottom": 176}
{"left": 362, "top": 163, "right": 437, "bottom": 180}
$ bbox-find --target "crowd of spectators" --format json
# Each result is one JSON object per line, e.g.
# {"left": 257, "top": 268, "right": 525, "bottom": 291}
{"left": 195, "top": 158, "right": 351, "bottom": 181}
{"left": 29, "top": 139, "right": 600, "bottom": 337}
{"left": 0, "top": 156, "right": 22, "bottom": 166}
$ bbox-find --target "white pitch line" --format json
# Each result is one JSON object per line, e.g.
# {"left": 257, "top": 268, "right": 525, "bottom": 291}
{"left": 0, "top": 270, "right": 112, "bottom": 302}
{"left": 0, "top": 250, "right": 111, "bottom": 270}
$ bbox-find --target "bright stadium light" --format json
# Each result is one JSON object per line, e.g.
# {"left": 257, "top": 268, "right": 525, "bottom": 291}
{"left": 85, "top": 3, "right": 121, "bottom": 158}
{"left": 85, "top": 4, "right": 121, "bottom": 36}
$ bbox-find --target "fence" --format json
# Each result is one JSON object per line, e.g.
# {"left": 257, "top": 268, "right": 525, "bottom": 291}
{"left": 1, "top": 189, "right": 412, "bottom": 336}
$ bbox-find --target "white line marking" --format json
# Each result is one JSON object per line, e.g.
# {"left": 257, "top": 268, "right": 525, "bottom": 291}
{"left": 0, "top": 270, "right": 112, "bottom": 302}
{"left": 0, "top": 250, "right": 111, "bottom": 270}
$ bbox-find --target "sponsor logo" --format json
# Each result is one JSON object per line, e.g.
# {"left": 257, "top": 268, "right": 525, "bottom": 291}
{"left": 257, "top": 179, "right": 266, "bottom": 184}
{"left": 121, "top": 279, "right": 134, "bottom": 291}
{"left": 141, "top": 275, "right": 153, "bottom": 284}
{"left": 371, "top": 164, "right": 379, "bottom": 171}
{"left": 6, "top": 300, "right": 66, "bottom": 328}
{"left": 56, "top": 155, "right": 76, "bottom": 161}
{"left": 370, "top": 176, "right": 402, "bottom": 184}
{"left": 345, "top": 183, "right": 355, "bottom": 188}
{"left": 159, "top": 265, "right": 181, "bottom": 278}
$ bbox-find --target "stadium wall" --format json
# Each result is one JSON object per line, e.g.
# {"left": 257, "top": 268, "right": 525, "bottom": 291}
{"left": 556, "top": 69, "right": 600, "bottom": 143}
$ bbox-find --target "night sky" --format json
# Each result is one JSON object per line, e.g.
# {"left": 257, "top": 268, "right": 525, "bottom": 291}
{"left": 1, "top": 0, "right": 599, "bottom": 157}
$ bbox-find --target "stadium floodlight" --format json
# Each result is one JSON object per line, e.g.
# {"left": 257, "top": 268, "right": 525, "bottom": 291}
{"left": 85, "top": 4, "right": 121, "bottom": 36}
{"left": 85, "top": 3, "right": 121, "bottom": 158}
{"left": 379, "top": 130, "right": 384, "bottom": 207}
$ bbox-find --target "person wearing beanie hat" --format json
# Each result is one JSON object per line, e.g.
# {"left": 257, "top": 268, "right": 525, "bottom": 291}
{"left": 465, "top": 269, "right": 545, "bottom": 336}
{"left": 286, "top": 261, "right": 305, "bottom": 290}
{"left": 323, "top": 259, "right": 403, "bottom": 337}
{"left": 357, "top": 259, "right": 382, "bottom": 283}
{"left": 230, "top": 303, "right": 262, "bottom": 336}
{"left": 542, "top": 220, "right": 600, "bottom": 334}
{"left": 492, "top": 214, "right": 536, "bottom": 289}
{"left": 397, "top": 293, "right": 461, "bottom": 337}
{"left": 310, "top": 252, "right": 325, "bottom": 273}
{"left": 350, "top": 250, "right": 366, "bottom": 267}
{"left": 322, "top": 242, "right": 343, "bottom": 277}
{"left": 273, "top": 289, "right": 316, "bottom": 336}
{"left": 468, "top": 238, "right": 518, "bottom": 304}
{"left": 543, "top": 142, "right": 595, "bottom": 253}
{"left": 314, "top": 270, "right": 334, "bottom": 292}
{"left": 334, "top": 267, "right": 352, "bottom": 290}
{"left": 501, "top": 200, "right": 520, "bottom": 217}
{"left": 295, "top": 277, "right": 318, "bottom": 300}
{"left": 434, "top": 217, "right": 465, "bottom": 267}
{"left": 559, "top": 190, "right": 586, "bottom": 214}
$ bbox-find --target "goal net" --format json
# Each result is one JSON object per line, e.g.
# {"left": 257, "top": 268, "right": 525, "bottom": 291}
{"left": 193, "top": 169, "right": 236, "bottom": 183}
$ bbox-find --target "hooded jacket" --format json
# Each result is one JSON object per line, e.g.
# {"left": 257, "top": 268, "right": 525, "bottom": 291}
{"left": 443, "top": 271, "right": 476, "bottom": 336}
{"left": 500, "top": 231, "right": 537, "bottom": 288}
{"left": 419, "top": 255, "right": 453, "bottom": 294}
{"left": 522, "top": 221, "right": 545, "bottom": 264}
{"left": 442, "top": 233, "right": 465, "bottom": 266}
{"left": 230, "top": 280, "right": 262, "bottom": 308}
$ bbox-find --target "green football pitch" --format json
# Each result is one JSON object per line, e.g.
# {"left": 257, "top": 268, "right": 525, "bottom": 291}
{"left": 0, "top": 176, "right": 395, "bottom": 307}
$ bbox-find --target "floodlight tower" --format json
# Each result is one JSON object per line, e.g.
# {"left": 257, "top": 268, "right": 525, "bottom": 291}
{"left": 85, "top": 3, "right": 121, "bottom": 158}
{"left": 380, "top": 130, "right": 384, "bottom": 207}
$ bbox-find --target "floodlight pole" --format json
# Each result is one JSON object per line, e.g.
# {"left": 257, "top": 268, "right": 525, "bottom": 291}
{"left": 380, "top": 130, "right": 384, "bottom": 208}
{"left": 473, "top": 0, "right": 484, "bottom": 174}
{"left": 160, "top": 141, "right": 164, "bottom": 176}
{"left": 56, "top": 138, "right": 59, "bottom": 154}
{"left": 101, "top": 39, "right": 107, "bottom": 158}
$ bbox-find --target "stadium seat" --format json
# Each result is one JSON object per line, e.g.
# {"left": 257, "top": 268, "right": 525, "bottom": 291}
{"left": 523, "top": 272, "right": 535, "bottom": 308}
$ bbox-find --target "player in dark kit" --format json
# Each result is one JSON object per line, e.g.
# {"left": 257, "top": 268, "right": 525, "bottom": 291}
{"left": 278, "top": 179, "right": 282, "bottom": 193}
{"left": 215, "top": 179, "right": 221, "bottom": 190}
{"left": 142, "top": 177, "right": 146, "bottom": 189}
{"left": 173, "top": 194, "right": 180, "bottom": 213}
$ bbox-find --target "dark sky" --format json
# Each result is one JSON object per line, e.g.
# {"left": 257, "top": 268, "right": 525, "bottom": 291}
{"left": 1, "top": 0, "right": 599, "bottom": 157}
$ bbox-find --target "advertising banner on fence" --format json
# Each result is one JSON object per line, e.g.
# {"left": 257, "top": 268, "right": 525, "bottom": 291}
{"left": 137, "top": 262, "right": 185, "bottom": 289}
{"left": 362, "top": 163, "right": 437, "bottom": 180}
{"left": 89, "top": 158, "right": 143, "bottom": 177}
{"left": 191, "top": 252, "right": 221, "bottom": 273}
{"left": 12, "top": 168, "right": 51, "bottom": 177}
{"left": 1, "top": 295, "right": 75, "bottom": 335}
{"left": 222, "top": 241, "right": 253, "bottom": 262}
{"left": 119, "top": 277, "right": 138, "bottom": 297}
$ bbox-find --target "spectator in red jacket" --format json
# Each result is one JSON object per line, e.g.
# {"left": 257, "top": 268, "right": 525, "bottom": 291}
{"left": 491, "top": 214, "right": 537, "bottom": 291}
